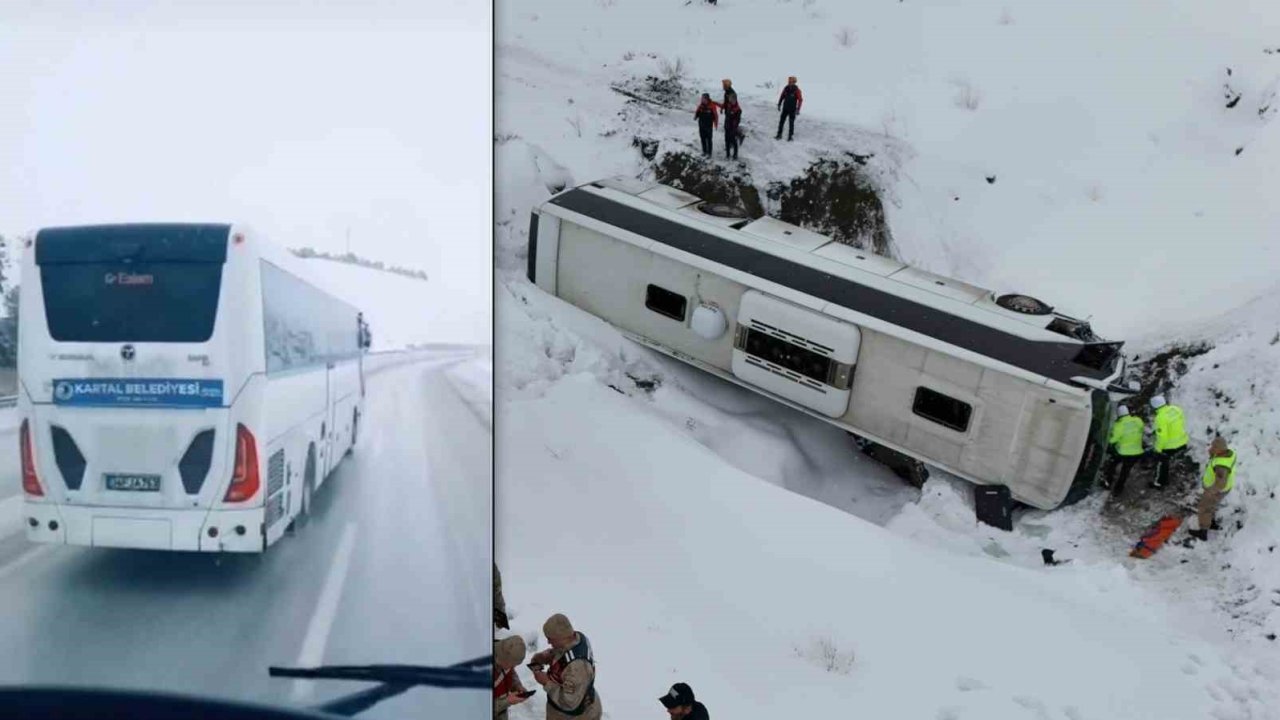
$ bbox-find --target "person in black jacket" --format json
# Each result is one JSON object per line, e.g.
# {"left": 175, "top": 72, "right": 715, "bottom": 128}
{"left": 722, "top": 96, "right": 742, "bottom": 160}
{"left": 693, "top": 93, "right": 719, "bottom": 157}
{"left": 776, "top": 76, "right": 803, "bottom": 140}
{"left": 659, "top": 683, "right": 709, "bottom": 719}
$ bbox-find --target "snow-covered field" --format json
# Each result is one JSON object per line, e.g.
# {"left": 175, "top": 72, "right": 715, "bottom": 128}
{"left": 304, "top": 257, "right": 485, "bottom": 348}
{"left": 496, "top": 1, "right": 1280, "bottom": 718}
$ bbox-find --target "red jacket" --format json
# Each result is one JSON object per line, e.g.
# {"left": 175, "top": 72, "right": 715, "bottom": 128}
{"left": 778, "top": 83, "right": 803, "bottom": 112}
{"left": 694, "top": 100, "right": 719, "bottom": 129}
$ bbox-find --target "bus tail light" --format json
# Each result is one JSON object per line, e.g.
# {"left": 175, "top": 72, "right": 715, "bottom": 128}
{"left": 20, "top": 420, "right": 44, "bottom": 497}
{"left": 224, "top": 424, "right": 260, "bottom": 503}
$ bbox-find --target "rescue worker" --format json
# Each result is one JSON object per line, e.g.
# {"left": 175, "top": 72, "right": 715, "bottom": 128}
{"left": 722, "top": 95, "right": 742, "bottom": 160}
{"left": 1189, "top": 436, "right": 1237, "bottom": 541}
{"left": 1150, "top": 395, "right": 1189, "bottom": 489}
{"left": 494, "top": 563, "right": 509, "bottom": 630}
{"left": 1101, "top": 405, "right": 1144, "bottom": 496}
{"left": 659, "top": 682, "right": 710, "bottom": 719}
{"left": 694, "top": 93, "right": 719, "bottom": 157}
{"left": 495, "top": 636, "right": 531, "bottom": 719}
{"left": 721, "top": 78, "right": 737, "bottom": 107}
{"left": 775, "top": 76, "right": 803, "bottom": 141}
{"left": 529, "top": 613, "right": 601, "bottom": 720}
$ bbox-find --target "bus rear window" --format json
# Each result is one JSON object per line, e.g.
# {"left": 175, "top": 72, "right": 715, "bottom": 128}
{"left": 40, "top": 262, "right": 223, "bottom": 343}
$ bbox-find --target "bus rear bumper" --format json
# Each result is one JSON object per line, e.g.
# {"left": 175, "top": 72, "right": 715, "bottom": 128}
{"left": 23, "top": 502, "right": 265, "bottom": 553}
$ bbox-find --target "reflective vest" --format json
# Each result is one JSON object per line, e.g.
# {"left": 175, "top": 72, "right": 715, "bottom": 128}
{"left": 1202, "top": 450, "right": 1237, "bottom": 492}
{"left": 1108, "top": 415, "right": 1145, "bottom": 457}
{"left": 1153, "top": 405, "right": 1188, "bottom": 452}
{"left": 547, "top": 633, "right": 596, "bottom": 716}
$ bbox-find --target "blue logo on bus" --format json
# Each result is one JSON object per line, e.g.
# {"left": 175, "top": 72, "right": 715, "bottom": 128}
{"left": 51, "top": 378, "right": 224, "bottom": 408}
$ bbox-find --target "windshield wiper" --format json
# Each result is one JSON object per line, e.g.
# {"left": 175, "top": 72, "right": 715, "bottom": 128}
{"left": 269, "top": 655, "right": 490, "bottom": 717}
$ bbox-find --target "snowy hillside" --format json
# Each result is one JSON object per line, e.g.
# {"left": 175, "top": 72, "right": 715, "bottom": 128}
{"left": 496, "top": 1, "right": 1280, "bottom": 718}
{"left": 304, "top": 257, "right": 485, "bottom": 348}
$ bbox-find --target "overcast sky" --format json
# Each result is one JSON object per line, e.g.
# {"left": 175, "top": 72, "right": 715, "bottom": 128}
{"left": 0, "top": 0, "right": 491, "bottom": 343}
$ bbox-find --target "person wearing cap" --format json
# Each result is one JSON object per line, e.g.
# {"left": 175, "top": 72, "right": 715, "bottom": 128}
{"left": 721, "top": 94, "right": 742, "bottom": 158}
{"left": 694, "top": 93, "right": 720, "bottom": 157}
{"left": 1101, "top": 405, "right": 1144, "bottom": 496}
{"left": 495, "top": 636, "right": 531, "bottom": 719}
{"left": 775, "top": 76, "right": 803, "bottom": 141}
{"left": 721, "top": 78, "right": 737, "bottom": 107}
{"left": 659, "top": 682, "right": 709, "bottom": 719}
{"left": 528, "top": 613, "right": 602, "bottom": 720}
{"left": 1150, "top": 395, "right": 1189, "bottom": 489}
{"left": 1189, "top": 436, "right": 1238, "bottom": 542}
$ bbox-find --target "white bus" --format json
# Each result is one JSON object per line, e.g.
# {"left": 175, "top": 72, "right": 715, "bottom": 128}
{"left": 16, "top": 223, "right": 370, "bottom": 552}
{"left": 527, "top": 178, "right": 1134, "bottom": 510}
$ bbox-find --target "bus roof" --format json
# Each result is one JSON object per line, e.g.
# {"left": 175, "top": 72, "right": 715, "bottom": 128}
{"left": 35, "top": 224, "right": 232, "bottom": 265}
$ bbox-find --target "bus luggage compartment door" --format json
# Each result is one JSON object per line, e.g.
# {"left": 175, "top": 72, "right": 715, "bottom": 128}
{"left": 731, "top": 290, "right": 860, "bottom": 418}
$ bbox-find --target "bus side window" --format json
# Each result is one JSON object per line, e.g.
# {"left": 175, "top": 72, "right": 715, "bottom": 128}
{"left": 912, "top": 387, "right": 973, "bottom": 432}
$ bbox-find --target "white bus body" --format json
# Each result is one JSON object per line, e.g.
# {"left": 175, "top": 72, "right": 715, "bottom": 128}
{"left": 17, "top": 223, "right": 367, "bottom": 552}
{"left": 527, "top": 179, "right": 1130, "bottom": 510}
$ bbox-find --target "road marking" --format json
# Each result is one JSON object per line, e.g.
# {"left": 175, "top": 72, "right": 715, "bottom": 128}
{"left": 0, "top": 545, "right": 56, "bottom": 583}
{"left": 0, "top": 495, "right": 25, "bottom": 541}
{"left": 291, "top": 521, "right": 359, "bottom": 702}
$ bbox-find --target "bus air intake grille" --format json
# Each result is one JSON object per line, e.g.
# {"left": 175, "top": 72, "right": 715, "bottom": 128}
{"left": 266, "top": 492, "right": 286, "bottom": 529}
{"left": 267, "top": 449, "right": 285, "bottom": 497}
{"left": 178, "top": 430, "right": 216, "bottom": 495}
{"left": 50, "top": 426, "right": 87, "bottom": 491}
{"left": 744, "top": 355, "right": 829, "bottom": 395}
{"left": 748, "top": 320, "right": 836, "bottom": 356}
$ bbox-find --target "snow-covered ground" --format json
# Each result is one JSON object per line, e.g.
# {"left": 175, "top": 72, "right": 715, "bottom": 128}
{"left": 446, "top": 351, "right": 494, "bottom": 429}
{"left": 496, "top": 2, "right": 1280, "bottom": 718}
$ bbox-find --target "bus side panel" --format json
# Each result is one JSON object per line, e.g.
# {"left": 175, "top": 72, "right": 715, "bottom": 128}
{"left": 259, "top": 369, "right": 328, "bottom": 522}
{"left": 1007, "top": 392, "right": 1092, "bottom": 508}
{"left": 556, "top": 220, "right": 744, "bottom": 373}
{"left": 322, "top": 357, "right": 362, "bottom": 487}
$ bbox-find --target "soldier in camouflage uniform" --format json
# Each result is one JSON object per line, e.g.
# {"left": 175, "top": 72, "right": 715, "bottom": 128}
{"left": 528, "top": 613, "right": 602, "bottom": 720}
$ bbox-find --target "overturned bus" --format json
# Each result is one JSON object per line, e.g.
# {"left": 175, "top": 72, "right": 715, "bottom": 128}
{"left": 526, "top": 177, "right": 1131, "bottom": 510}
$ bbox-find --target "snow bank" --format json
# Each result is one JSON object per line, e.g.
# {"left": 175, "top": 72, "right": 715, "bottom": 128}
{"left": 498, "top": 373, "right": 1265, "bottom": 720}
{"left": 445, "top": 353, "right": 493, "bottom": 430}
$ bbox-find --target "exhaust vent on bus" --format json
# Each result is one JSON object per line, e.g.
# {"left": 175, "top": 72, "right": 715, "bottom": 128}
{"left": 178, "top": 430, "right": 216, "bottom": 495}
{"left": 50, "top": 426, "right": 87, "bottom": 491}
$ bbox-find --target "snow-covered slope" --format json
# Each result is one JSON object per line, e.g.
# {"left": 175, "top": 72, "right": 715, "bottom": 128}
{"left": 497, "top": 1, "right": 1280, "bottom": 717}
{"left": 498, "top": 370, "right": 1270, "bottom": 720}
{"left": 498, "top": 0, "right": 1278, "bottom": 339}
{"left": 303, "top": 257, "right": 482, "bottom": 348}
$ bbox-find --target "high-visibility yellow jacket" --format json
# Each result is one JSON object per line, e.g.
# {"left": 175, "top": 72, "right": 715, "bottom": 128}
{"left": 1154, "top": 405, "right": 1189, "bottom": 452}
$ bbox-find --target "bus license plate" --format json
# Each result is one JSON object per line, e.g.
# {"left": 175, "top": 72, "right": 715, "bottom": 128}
{"left": 104, "top": 474, "right": 161, "bottom": 492}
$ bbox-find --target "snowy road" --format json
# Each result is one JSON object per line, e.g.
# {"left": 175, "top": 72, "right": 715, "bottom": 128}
{"left": 0, "top": 353, "right": 490, "bottom": 718}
